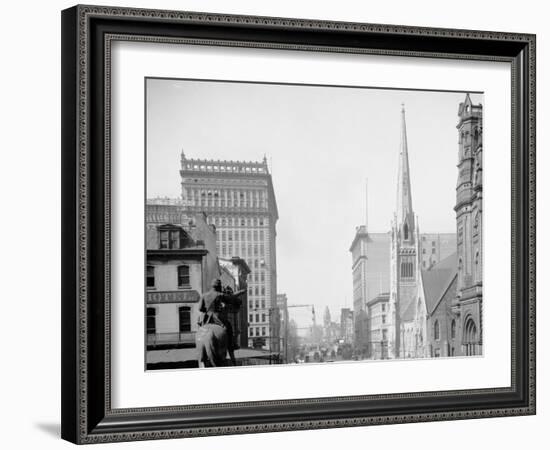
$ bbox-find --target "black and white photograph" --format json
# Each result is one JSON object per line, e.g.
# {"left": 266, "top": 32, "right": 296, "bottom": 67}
{"left": 145, "top": 78, "right": 484, "bottom": 370}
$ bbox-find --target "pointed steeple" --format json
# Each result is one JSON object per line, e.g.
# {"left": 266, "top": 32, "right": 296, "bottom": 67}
{"left": 395, "top": 104, "right": 415, "bottom": 240}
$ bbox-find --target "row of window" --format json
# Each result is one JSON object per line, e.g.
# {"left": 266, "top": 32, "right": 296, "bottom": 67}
{"left": 433, "top": 319, "right": 457, "bottom": 341}
{"left": 219, "top": 229, "right": 265, "bottom": 242}
{"left": 250, "top": 299, "right": 267, "bottom": 309}
{"left": 211, "top": 216, "right": 267, "bottom": 227}
{"left": 248, "top": 286, "right": 267, "bottom": 296}
{"left": 146, "top": 306, "right": 191, "bottom": 334}
{"left": 184, "top": 188, "right": 267, "bottom": 209}
{"left": 217, "top": 242, "right": 265, "bottom": 258}
{"left": 249, "top": 327, "right": 267, "bottom": 337}
{"left": 249, "top": 313, "right": 267, "bottom": 324}
{"left": 146, "top": 265, "right": 190, "bottom": 289}
{"left": 182, "top": 163, "right": 266, "bottom": 174}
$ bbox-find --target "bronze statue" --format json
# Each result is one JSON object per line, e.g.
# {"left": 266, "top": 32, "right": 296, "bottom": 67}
{"left": 196, "top": 278, "right": 245, "bottom": 367}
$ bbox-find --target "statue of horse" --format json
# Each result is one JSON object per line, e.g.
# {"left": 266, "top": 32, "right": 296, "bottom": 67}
{"left": 196, "top": 323, "right": 229, "bottom": 367}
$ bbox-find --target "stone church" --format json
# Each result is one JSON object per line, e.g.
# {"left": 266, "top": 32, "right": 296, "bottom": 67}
{"left": 387, "top": 104, "right": 423, "bottom": 359}
{"left": 387, "top": 94, "right": 483, "bottom": 359}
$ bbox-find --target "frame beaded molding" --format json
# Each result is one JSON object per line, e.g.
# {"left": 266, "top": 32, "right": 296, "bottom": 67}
{"left": 73, "top": 4, "right": 536, "bottom": 444}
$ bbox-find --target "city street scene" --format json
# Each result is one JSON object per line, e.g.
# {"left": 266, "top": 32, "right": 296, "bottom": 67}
{"left": 144, "top": 78, "right": 483, "bottom": 370}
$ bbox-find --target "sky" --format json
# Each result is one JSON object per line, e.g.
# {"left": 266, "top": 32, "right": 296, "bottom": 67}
{"left": 146, "top": 78, "right": 483, "bottom": 327}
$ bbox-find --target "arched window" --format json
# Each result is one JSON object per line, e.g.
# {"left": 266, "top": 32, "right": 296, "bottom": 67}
{"left": 403, "top": 222, "right": 409, "bottom": 240}
{"left": 433, "top": 320, "right": 440, "bottom": 341}
{"left": 177, "top": 265, "right": 190, "bottom": 288}
{"left": 451, "top": 320, "right": 456, "bottom": 339}
{"left": 464, "top": 318, "right": 479, "bottom": 356}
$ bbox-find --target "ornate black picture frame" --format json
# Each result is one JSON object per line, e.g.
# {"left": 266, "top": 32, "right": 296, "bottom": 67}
{"left": 61, "top": 4, "right": 536, "bottom": 444}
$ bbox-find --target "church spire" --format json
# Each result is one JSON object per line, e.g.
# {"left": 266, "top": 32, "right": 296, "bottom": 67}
{"left": 395, "top": 104, "right": 414, "bottom": 240}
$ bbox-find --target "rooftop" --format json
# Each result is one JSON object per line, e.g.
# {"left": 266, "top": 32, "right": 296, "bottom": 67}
{"left": 180, "top": 151, "right": 270, "bottom": 175}
{"left": 421, "top": 252, "right": 458, "bottom": 315}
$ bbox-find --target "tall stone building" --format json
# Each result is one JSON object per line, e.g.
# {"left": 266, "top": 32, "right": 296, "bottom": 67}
{"left": 452, "top": 94, "right": 483, "bottom": 356}
{"left": 349, "top": 227, "right": 390, "bottom": 355}
{"left": 388, "top": 105, "right": 422, "bottom": 359}
{"left": 179, "top": 152, "right": 279, "bottom": 350}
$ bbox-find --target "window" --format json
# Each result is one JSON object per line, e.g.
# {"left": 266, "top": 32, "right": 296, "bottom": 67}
{"left": 177, "top": 265, "right": 190, "bottom": 288}
{"left": 179, "top": 307, "right": 191, "bottom": 332}
{"left": 255, "top": 314, "right": 259, "bottom": 322}
{"left": 159, "top": 227, "right": 183, "bottom": 249}
{"left": 146, "top": 307, "right": 156, "bottom": 334}
{"left": 146, "top": 265, "right": 155, "bottom": 288}
{"left": 262, "top": 313, "right": 266, "bottom": 323}
{"left": 381, "top": 304, "right": 385, "bottom": 312}
{"left": 432, "top": 248, "right": 436, "bottom": 254}
{"left": 262, "top": 327, "right": 266, "bottom": 336}
{"left": 434, "top": 348, "right": 441, "bottom": 358}
{"left": 401, "top": 261, "right": 414, "bottom": 278}
{"left": 249, "top": 314, "right": 253, "bottom": 323}
{"left": 451, "top": 320, "right": 456, "bottom": 339}
{"left": 434, "top": 320, "right": 440, "bottom": 341}
{"left": 403, "top": 222, "right": 409, "bottom": 240}
{"left": 464, "top": 318, "right": 479, "bottom": 355}
{"left": 382, "top": 315, "right": 386, "bottom": 324}
{"left": 422, "top": 248, "right": 426, "bottom": 254}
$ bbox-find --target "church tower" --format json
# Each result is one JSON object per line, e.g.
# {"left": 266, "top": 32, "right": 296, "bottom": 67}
{"left": 453, "top": 94, "right": 483, "bottom": 356}
{"left": 388, "top": 105, "right": 421, "bottom": 358}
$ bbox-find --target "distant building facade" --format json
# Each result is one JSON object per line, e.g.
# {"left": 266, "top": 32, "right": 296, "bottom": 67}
{"left": 340, "top": 308, "right": 354, "bottom": 344}
{"left": 419, "top": 234, "right": 457, "bottom": 270}
{"left": 349, "top": 228, "right": 390, "bottom": 355}
{"left": 366, "top": 293, "right": 390, "bottom": 359}
{"left": 179, "top": 153, "right": 279, "bottom": 350}
{"left": 452, "top": 94, "right": 483, "bottom": 356}
{"left": 277, "top": 294, "right": 289, "bottom": 361}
